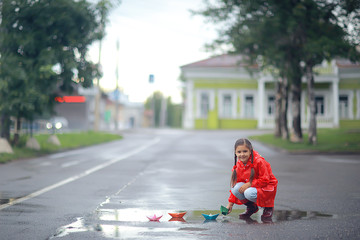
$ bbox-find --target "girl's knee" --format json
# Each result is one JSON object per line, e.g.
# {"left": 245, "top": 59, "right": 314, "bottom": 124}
{"left": 231, "top": 182, "right": 246, "bottom": 200}
{"left": 244, "top": 188, "right": 257, "bottom": 201}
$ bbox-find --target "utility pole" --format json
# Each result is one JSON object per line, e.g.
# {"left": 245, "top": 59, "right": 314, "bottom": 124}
{"left": 94, "top": 39, "right": 102, "bottom": 131}
{"left": 160, "top": 97, "right": 167, "bottom": 127}
{"left": 149, "top": 74, "right": 155, "bottom": 127}
{"left": 114, "top": 39, "right": 120, "bottom": 131}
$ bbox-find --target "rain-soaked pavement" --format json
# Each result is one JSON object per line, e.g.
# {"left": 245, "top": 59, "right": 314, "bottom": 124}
{"left": 0, "top": 129, "right": 359, "bottom": 239}
{"left": 51, "top": 194, "right": 336, "bottom": 239}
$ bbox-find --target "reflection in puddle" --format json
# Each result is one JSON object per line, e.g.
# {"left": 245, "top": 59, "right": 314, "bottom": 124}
{"left": 51, "top": 208, "right": 335, "bottom": 239}
{"left": 97, "top": 208, "right": 172, "bottom": 222}
{"left": 51, "top": 218, "right": 88, "bottom": 238}
{"left": 97, "top": 225, "right": 179, "bottom": 239}
{"left": 274, "top": 209, "right": 335, "bottom": 222}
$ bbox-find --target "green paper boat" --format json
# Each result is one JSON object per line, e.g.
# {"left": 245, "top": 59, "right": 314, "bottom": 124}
{"left": 220, "top": 205, "right": 229, "bottom": 215}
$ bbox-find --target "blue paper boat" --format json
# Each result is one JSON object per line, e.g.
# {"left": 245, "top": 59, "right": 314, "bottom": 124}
{"left": 202, "top": 213, "right": 219, "bottom": 220}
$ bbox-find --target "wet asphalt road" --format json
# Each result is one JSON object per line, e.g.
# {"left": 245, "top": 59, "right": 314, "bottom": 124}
{"left": 0, "top": 129, "right": 359, "bottom": 240}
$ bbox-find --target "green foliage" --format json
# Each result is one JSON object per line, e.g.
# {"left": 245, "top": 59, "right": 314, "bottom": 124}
{"left": 166, "top": 100, "right": 183, "bottom": 128}
{"left": 195, "top": 0, "right": 359, "bottom": 77}
{"left": 145, "top": 91, "right": 183, "bottom": 128}
{"left": 0, "top": 0, "right": 104, "bottom": 137}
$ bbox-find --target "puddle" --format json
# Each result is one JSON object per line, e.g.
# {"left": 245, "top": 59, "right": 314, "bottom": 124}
{"left": 0, "top": 192, "right": 24, "bottom": 206}
{"left": 0, "top": 197, "right": 23, "bottom": 205}
{"left": 51, "top": 208, "right": 336, "bottom": 239}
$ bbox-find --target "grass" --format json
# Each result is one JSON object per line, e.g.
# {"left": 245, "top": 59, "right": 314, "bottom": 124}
{"left": 0, "top": 131, "right": 122, "bottom": 164}
{"left": 249, "top": 128, "right": 360, "bottom": 153}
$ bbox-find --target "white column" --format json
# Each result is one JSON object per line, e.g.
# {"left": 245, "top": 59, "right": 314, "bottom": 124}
{"left": 332, "top": 78, "right": 339, "bottom": 127}
{"left": 183, "top": 79, "right": 194, "bottom": 129}
{"left": 257, "top": 78, "right": 265, "bottom": 128}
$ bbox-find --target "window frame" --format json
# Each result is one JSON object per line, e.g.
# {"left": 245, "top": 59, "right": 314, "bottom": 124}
{"left": 240, "top": 90, "right": 257, "bottom": 119}
{"left": 196, "top": 89, "right": 215, "bottom": 119}
{"left": 218, "top": 90, "right": 237, "bottom": 119}
{"left": 339, "top": 90, "right": 354, "bottom": 119}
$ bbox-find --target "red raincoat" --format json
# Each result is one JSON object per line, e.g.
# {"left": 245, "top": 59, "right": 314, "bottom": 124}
{"left": 228, "top": 150, "right": 278, "bottom": 207}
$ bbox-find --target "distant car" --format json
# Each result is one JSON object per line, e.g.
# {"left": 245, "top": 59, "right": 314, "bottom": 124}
{"left": 46, "top": 117, "right": 69, "bottom": 130}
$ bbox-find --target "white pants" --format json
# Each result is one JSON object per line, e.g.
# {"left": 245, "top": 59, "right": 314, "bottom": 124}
{"left": 231, "top": 182, "right": 257, "bottom": 202}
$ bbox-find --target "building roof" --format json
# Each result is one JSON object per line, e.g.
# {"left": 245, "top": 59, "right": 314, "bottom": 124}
{"left": 181, "top": 54, "right": 257, "bottom": 68}
{"left": 181, "top": 54, "right": 360, "bottom": 72}
{"left": 335, "top": 59, "right": 360, "bottom": 68}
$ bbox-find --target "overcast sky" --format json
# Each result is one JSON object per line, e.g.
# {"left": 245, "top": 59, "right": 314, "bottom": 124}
{"left": 88, "top": 0, "right": 217, "bottom": 103}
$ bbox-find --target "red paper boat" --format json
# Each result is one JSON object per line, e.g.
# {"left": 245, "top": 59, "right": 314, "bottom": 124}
{"left": 147, "top": 214, "right": 163, "bottom": 221}
{"left": 168, "top": 212, "right": 187, "bottom": 218}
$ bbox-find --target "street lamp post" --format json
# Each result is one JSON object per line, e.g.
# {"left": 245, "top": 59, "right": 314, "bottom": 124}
{"left": 114, "top": 39, "right": 120, "bottom": 131}
{"left": 94, "top": 39, "right": 102, "bottom": 131}
{"left": 149, "top": 74, "right": 155, "bottom": 127}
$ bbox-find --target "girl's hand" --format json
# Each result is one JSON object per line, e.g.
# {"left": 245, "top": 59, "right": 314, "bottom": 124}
{"left": 226, "top": 202, "right": 234, "bottom": 214}
{"left": 239, "top": 182, "right": 251, "bottom": 193}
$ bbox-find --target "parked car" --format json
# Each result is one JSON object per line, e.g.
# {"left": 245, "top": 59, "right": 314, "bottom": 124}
{"left": 46, "top": 117, "right": 69, "bottom": 131}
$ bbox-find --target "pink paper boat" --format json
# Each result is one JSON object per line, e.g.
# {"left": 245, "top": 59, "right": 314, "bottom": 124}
{"left": 147, "top": 214, "right": 163, "bottom": 221}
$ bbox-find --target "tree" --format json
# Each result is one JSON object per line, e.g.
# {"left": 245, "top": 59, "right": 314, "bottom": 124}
{"left": 166, "top": 98, "right": 183, "bottom": 128}
{"left": 145, "top": 92, "right": 182, "bottom": 128}
{"left": 194, "top": 0, "right": 359, "bottom": 144}
{"left": 0, "top": 0, "right": 103, "bottom": 143}
{"left": 194, "top": 0, "right": 304, "bottom": 141}
{"left": 295, "top": 0, "right": 360, "bottom": 144}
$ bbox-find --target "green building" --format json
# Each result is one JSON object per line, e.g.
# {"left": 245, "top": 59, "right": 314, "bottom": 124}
{"left": 180, "top": 54, "right": 360, "bottom": 129}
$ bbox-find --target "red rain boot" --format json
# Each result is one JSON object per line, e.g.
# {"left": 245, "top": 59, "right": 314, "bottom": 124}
{"left": 239, "top": 201, "right": 259, "bottom": 219}
{"left": 261, "top": 207, "right": 274, "bottom": 223}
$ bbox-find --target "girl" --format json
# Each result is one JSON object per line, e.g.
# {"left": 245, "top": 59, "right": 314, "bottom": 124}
{"left": 226, "top": 138, "right": 278, "bottom": 222}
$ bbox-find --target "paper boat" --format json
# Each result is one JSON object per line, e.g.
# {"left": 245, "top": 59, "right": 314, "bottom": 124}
{"left": 147, "top": 214, "right": 163, "bottom": 221}
{"left": 202, "top": 213, "right": 219, "bottom": 220}
{"left": 168, "top": 212, "right": 187, "bottom": 218}
{"left": 220, "top": 205, "right": 229, "bottom": 215}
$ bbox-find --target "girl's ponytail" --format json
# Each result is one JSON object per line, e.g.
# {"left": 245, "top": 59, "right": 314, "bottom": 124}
{"left": 249, "top": 149, "right": 255, "bottom": 183}
{"left": 230, "top": 153, "right": 237, "bottom": 187}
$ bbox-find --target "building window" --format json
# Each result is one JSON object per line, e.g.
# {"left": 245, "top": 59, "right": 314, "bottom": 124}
{"left": 222, "top": 94, "right": 232, "bottom": 118}
{"left": 315, "top": 96, "right": 325, "bottom": 116}
{"left": 244, "top": 95, "right": 254, "bottom": 118}
{"left": 267, "top": 96, "right": 275, "bottom": 116}
{"left": 200, "top": 92, "right": 209, "bottom": 118}
{"left": 339, "top": 95, "right": 349, "bottom": 119}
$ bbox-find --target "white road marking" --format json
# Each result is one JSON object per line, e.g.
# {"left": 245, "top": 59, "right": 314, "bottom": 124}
{"left": 49, "top": 149, "right": 85, "bottom": 159}
{"left": 0, "top": 138, "right": 160, "bottom": 211}
{"left": 39, "top": 162, "right": 52, "bottom": 166}
{"left": 61, "top": 159, "right": 87, "bottom": 168}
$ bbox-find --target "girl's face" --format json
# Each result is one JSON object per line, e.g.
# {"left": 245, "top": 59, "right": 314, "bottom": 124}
{"left": 235, "top": 145, "right": 251, "bottom": 164}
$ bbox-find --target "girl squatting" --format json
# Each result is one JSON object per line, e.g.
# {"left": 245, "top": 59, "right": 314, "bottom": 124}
{"left": 226, "top": 138, "right": 278, "bottom": 223}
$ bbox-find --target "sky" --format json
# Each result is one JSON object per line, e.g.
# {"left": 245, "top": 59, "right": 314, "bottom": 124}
{"left": 88, "top": 0, "right": 218, "bottom": 103}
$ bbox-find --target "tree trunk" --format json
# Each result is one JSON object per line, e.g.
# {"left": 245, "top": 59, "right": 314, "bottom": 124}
{"left": 13, "top": 116, "right": 21, "bottom": 146}
{"left": 274, "top": 81, "right": 282, "bottom": 137}
{"left": 290, "top": 77, "right": 303, "bottom": 142}
{"left": 0, "top": 113, "right": 11, "bottom": 141}
{"left": 30, "top": 120, "right": 34, "bottom": 138}
{"left": 280, "top": 77, "right": 289, "bottom": 140}
{"left": 306, "top": 64, "right": 317, "bottom": 145}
